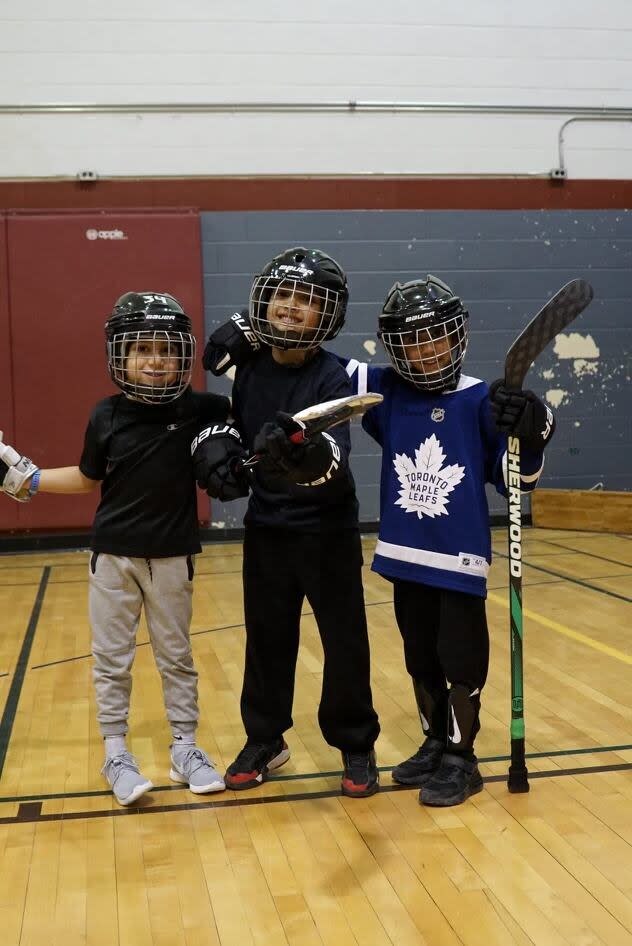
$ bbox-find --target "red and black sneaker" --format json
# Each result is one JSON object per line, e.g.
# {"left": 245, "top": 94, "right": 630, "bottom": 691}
{"left": 225, "top": 739, "right": 290, "bottom": 791}
{"left": 341, "top": 750, "right": 379, "bottom": 798}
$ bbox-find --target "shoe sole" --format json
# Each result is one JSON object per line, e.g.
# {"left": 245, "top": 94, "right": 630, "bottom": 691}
{"left": 225, "top": 746, "right": 290, "bottom": 791}
{"left": 420, "top": 775, "right": 484, "bottom": 808}
{"left": 114, "top": 779, "right": 154, "bottom": 806}
{"left": 341, "top": 780, "right": 379, "bottom": 798}
{"left": 169, "top": 769, "right": 226, "bottom": 794}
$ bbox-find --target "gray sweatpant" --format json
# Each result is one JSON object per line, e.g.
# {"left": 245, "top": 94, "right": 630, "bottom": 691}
{"left": 88, "top": 553, "right": 199, "bottom": 738}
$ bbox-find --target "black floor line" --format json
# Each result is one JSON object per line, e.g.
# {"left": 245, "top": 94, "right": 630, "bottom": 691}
{"left": 3, "top": 757, "right": 632, "bottom": 826}
{"left": 536, "top": 537, "right": 632, "bottom": 570}
{"left": 29, "top": 598, "right": 400, "bottom": 671}
{"left": 3, "top": 742, "right": 631, "bottom": 806}
{"left": 24, "top": 567, "right": 632, "bottom": 672}
{"left": 494, "top": 550, "right": 632, "bottom": 603}
{"left": 0, "top": 568, "right": 50, "bottom": 779}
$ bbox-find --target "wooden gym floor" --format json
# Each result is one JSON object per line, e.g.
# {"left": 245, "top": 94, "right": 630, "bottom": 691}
{"left": 0, "top": 526, "right": 631, "bottom": 946}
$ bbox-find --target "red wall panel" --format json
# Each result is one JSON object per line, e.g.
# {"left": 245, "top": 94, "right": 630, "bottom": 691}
{"left": 6, "top": 209, "right": 206, "bottom": 530}
{"left": 0, "top": 214, "right": 19, "bottom": 531}
{"left": 0, "top": 177, "right": 631, "bottom": 211}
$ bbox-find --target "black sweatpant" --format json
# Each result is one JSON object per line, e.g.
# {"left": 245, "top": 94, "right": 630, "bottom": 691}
{"left": 393, "top": 579, "right": 489, "bottom": 751}
{"left": 241, "top": 526, "right": 380, "bottom": 751}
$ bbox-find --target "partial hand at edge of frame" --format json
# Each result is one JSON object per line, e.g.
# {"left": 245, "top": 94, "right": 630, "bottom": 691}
{"left": 0, "top": 431, "right": 40, "bottom": 502}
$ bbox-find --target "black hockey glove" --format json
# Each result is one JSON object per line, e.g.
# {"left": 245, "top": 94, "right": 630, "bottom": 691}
{"left": 191, "top": 424, "right": 250, "bottom": 501}
{"left": 253, "top": 412, "right": 341, "bottom": 485}
{"left": 202, "top": 309, "right": 260, "bottom": 375}
{"left": 489, "top": 380, "right": 556, "bottom": 452}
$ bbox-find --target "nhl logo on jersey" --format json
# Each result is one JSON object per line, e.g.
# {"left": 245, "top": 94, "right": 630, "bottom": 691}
{"left": 393, "top": 434, "right": 465, "bottom": 519}
{"left": 431, "top": 408, "right": 445, "bottom": 423}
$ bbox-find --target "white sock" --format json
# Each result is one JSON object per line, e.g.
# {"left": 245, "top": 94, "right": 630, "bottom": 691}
{"left": 104, "top": 735, "right": 127, "bottom": 758}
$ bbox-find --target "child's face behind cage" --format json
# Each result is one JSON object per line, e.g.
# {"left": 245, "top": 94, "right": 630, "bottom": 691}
{"left": 125, "top": 336, "right": 181, "bottom": 389}
{"left": 267, "top": 283, "right": 325, "bottom": 341}
{"left": 402, "top": 327, "right": 454, "bottom": 377}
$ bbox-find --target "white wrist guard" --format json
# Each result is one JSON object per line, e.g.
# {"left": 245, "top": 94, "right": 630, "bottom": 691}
{"left": 0, "top": 431, "right": 40, "bottom": 502}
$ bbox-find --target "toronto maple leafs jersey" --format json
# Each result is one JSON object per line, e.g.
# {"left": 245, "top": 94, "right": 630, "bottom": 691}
{"left": 344, "top": 360, "right": 545, "bottom": 598}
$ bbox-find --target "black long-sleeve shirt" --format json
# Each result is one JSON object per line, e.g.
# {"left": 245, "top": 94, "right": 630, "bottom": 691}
{"left": 232, "top": 348, "right": 359, "bottom": 531}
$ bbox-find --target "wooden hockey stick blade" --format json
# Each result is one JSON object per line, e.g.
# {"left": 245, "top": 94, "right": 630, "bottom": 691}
{"left": 289, "top": 393, "right": 383, "bottom": 442}
{"left": 505, "top": 279, "right": 593, "bottom": 388}
{"left": 241, "top": 392, "right": 383, "bottom": 467}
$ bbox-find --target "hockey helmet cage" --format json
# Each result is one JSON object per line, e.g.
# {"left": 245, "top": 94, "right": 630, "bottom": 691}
{"left": 105, "top": 291, "right": 196, "bottom": 404}
{"left": 249, "top": 247, "right": 349, "bottom": 350}
{"left": 378, "top": 276, "right": 469, "bottom": 392}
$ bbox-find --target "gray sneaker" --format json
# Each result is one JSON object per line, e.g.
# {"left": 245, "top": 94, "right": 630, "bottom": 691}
{"left": 170, "top": 745, "right": 225, "bottom": 794}
{"left": 102, "top": 751, "right": 153, "bottom": 806}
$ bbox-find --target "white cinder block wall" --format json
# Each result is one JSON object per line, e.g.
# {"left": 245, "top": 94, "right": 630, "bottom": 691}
{"left": 1, "top": 1, "right": 631, "bottom": 179}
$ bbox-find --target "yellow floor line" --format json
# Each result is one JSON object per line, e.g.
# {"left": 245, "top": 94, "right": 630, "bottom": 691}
{"left": 487, "top": 591, "right": 632, "bottom": 666}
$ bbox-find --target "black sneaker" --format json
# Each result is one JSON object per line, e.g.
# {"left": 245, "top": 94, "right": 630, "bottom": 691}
{"left": 420, "top": 752, "right": 483, "bottom": 807}
{"left": 341, "top": 750, "right": 379, "bottom": 798}
{"left": 391, "top": 737, "right": 444, "bottom": 786}
{"left": 225, "top": 739, "right": 290, "bottom": 790}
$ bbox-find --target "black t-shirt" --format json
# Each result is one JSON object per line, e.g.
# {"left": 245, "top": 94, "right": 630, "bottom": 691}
{"left": 233, "top": 348, "right": 359, "bottom": 531}
{"left": 79, "top": 388, "right": 230, "bottom": 557}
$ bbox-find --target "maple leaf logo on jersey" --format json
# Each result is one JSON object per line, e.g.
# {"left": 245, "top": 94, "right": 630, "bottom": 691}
{"left": 393, "top": 433, "right": 465, "bottom": 519}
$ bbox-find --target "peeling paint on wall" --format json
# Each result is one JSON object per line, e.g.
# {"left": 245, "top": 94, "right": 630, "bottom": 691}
{"left": 553, "top": 333, "right": 600, "bottom": 360}
{"left": 572, "top": 359, "right": 599, "bottom": 378}
{"left": 545, "top": 389, "right": 569, "bottom": 408}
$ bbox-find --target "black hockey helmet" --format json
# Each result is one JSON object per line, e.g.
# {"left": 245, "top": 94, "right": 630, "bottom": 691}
{"left": 378, "top": 275, "right": 469, "bottom": 392}
{"left": 249, "top": 246, "right": 349, "bottom": 350}
{"left": 105, "top": 291, "right": 196, "bottom": 404}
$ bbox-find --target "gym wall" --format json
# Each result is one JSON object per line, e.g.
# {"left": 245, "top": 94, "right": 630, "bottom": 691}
{"left": 1, "top": 4, "right": 631, "bottom": 179}
{"left": 0, "top": 210, "right": 207, "bottom": 532}
{"left": 201, "top": 208, "right": 631, "bottom": 529}
{"left": 1, "top": 3, "right": 630, "bottom": 535}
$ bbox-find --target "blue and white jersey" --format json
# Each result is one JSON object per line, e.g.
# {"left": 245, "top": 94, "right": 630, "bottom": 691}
{"left": 344, "top": 360, "right": 544, "bottom": 598}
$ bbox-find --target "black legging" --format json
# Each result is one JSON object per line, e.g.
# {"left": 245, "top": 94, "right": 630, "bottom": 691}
{"left": 393, "top": 579, "right": 489, "bottom": 751}
{"left": 240, "top": 526, "right": 380, "bottom": 751}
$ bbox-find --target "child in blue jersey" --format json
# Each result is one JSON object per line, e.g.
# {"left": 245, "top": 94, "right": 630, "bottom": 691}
{"left": 202, "top": 274, "right": 556, "bottom": 807}
{"left": 343, "top": 275, "right": 555, "bottom": 806}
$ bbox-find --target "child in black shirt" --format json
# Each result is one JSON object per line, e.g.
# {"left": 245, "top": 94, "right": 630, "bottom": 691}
{"left": 1, "top": 292, "right": 230, "bottom": 805}
{"left": 194, "top": 248, "right": 381, "bottom": 797}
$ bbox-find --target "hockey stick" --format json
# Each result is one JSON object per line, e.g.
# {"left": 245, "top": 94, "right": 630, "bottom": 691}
{"left": 242, "top": 392, "right": 383, "bottom": 467}
{"left": 504, "top": 278, "right": 593, "bottom": 793}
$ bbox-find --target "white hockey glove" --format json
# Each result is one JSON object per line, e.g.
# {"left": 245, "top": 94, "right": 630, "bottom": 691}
{"left": 0, "top": 431, "right": 40, "bottom": 502}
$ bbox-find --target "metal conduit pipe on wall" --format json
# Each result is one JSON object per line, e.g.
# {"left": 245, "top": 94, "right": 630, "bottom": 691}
{"left": 2, "top": 101, "right": 631, "bottom": 180}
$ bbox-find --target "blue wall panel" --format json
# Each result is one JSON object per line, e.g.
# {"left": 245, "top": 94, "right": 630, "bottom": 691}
{"left": 201, "top": 210, "right": 631, "bottom": 529}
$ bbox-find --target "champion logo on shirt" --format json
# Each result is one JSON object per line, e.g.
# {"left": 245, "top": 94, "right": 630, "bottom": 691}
{"left": 393, "top": 434, "right": 465, "bottom": 519}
